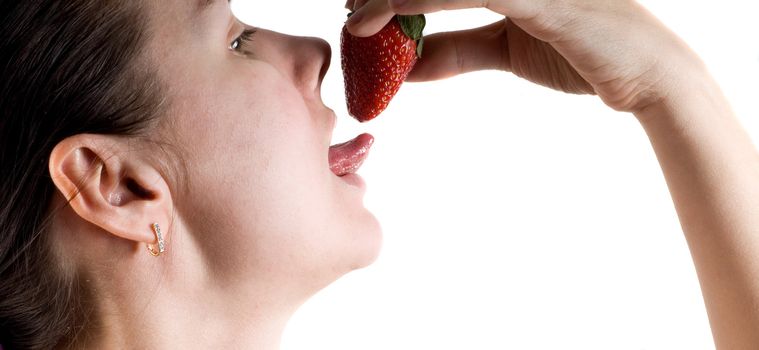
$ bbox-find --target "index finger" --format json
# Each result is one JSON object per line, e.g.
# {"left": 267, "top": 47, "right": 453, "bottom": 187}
{"left": 346, "top": 0, "right": 517, "bottom": 38}
{"left": 388, "top": 0, "right": 539, "bottom": 20}
{"left": 389, "top": 0, "right": 494, "bottom": 14}
{"left": 345, "top": 0, "right": 396, "bottom": 37}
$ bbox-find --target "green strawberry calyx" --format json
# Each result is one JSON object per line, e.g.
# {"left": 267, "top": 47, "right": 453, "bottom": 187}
{"left": 397, "top": 14, "right": 426, "bottom": 58}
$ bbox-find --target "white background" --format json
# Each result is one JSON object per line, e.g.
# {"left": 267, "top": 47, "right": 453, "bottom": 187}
{"left": 232, "top": 1, "right": 759, "bottom": 349}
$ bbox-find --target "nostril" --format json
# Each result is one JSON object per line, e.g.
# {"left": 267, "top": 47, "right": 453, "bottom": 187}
{"left": 291, "top": 36, "right": 333, "bottom": 94}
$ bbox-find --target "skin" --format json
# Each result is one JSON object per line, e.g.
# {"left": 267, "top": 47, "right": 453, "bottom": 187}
{"left": 47, "top": 0, "right": 380, "bottom": 348}
{"left": 38, "top": 0, "right": 758, "bottom": 348}
{"left": 346, "top": 0, "right": 759, "bottom": 348}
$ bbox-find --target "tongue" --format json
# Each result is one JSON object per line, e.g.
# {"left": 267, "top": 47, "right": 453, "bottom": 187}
{"left": 329, "top": 133, "right": 374, "bottom": 176}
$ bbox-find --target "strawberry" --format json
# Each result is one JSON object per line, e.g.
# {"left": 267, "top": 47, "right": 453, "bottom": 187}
{"left": 341, "top": 14, "right": 426, "bottom": 122}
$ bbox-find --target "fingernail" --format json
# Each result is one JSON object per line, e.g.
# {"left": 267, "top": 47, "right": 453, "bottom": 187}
{"left": 346, "top": 11, "right": 364, "bottom": 26}
{"left": 390, "top": 0, "right": 409, "bottom": 8}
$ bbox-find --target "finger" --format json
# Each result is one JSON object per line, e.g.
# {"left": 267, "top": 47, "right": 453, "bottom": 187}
{"left": 353, "top": 0, "right": 368, "bottom": 10}
{"left": 389, "top": 0, "right": 544, "bottom": 20}
{"left": 407, "top": 20, "right": 509, "bottom": 82}
{"left": 345, "top": 0, "right": 396, "bottom": 37}
{"left": 345, "top": 0, "right": 355, "bottom": 10}
{"left": 389, "top": 0, "right": 497, "bottom": 15}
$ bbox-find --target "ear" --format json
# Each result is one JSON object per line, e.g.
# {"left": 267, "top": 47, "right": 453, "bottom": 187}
{"left": 49, "top": 134, "right": 173, "bottom": 246}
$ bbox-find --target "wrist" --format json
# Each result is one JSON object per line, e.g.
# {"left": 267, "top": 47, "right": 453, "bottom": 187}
{"left": 634, "top": 58, "right": 728, "bottom": 128}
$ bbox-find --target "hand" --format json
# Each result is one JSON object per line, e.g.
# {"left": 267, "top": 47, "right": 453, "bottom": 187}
{"left": 345, "top": 0, "right": 704, "bottom": 113}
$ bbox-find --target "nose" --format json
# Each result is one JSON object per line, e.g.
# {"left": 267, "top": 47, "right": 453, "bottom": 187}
{"left": 275, "top": 34, "right": 332, "bottom": 97}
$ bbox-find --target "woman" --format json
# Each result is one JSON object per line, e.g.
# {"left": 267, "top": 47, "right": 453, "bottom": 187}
{"left": 1, "top": 0, "right": 380, "bottom": 348}
{"left": 0, "top": 1, "right": 756, "bottom": 350}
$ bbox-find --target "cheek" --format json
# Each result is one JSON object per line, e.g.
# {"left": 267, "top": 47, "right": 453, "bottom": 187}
{"left": 177, "top": 75, "right": 336, "bottom": 261}
{"left": 172, "top": 62, "right": 380, "bottom": 288}
{"left": 205, "top": 95, "right": 327, "bottom": 223}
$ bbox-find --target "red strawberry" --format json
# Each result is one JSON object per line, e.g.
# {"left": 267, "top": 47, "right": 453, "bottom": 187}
{"left": 341, "top": 14, "right": 425, "bottom": 122}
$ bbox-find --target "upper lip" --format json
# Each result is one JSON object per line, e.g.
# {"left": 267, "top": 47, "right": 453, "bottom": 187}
{"left": 325, "top": 108, "right": 337, "bottom": 146}
{"left": 327, "top": 109, "right": 337, "bottom": 134}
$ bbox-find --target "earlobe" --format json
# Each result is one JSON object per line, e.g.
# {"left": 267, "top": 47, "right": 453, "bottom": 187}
{"left": 49, "top": 134, "right": 173, "bottom": 247}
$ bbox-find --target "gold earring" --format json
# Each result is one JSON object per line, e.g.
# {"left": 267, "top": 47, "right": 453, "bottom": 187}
{"left": 147, "top": 223, "right": 165, "bottom": 257}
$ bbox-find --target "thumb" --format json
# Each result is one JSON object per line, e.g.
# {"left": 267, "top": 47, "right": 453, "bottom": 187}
{"left": 407, "top": 20, "right": 509, "bottom": 82}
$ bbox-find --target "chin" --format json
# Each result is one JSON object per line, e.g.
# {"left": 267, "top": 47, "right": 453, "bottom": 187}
{"left": 302, "top": 214, "right": 382, "bottom": 296}
{"left": 326, "top": 209, "right": 382, "bottom": 276}
{"left": 347, "top": 211, "right": 383, "bottom": 271}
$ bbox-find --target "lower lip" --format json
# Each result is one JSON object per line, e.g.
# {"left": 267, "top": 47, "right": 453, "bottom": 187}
{"left": 339, "top": 173, "right": 366, "bottom": 189}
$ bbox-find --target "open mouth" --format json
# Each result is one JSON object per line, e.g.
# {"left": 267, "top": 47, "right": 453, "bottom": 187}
{"left": 329, "top": 133, "right": 374, "bottom": 177}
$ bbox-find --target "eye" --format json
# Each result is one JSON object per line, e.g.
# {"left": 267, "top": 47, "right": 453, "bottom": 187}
{"left": 230, "top": 28, "right": 258, "bottom": 52}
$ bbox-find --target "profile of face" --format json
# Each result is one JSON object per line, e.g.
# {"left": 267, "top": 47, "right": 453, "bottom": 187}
{"left": 0, "top": 0, "right": 381, "bottom": 346}
{"left": 139, "top": 0, "right": 381, "bottom": 300}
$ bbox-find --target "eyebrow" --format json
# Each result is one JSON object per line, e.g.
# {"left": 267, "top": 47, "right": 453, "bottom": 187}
{"left": 196, "top": 0, "right": 229, "bottom": 14}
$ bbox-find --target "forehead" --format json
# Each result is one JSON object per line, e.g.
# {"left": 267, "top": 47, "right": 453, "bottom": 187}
{"left": 148, "top": 0, "right": 228, "bottom": 22}
{"left": 146, "top": 0, "right": 230, "bottom": 38}
{"left": 141, "top": 0, "right": 232, "bottom": 84}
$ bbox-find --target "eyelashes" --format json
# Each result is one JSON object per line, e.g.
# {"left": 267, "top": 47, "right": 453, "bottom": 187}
{"left": 230, "top": 28, "right": 258, "bottom": 53}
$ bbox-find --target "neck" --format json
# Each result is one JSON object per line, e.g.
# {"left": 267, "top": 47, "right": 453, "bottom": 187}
{"left": 78, "top": 283, "right": 299, "bottom": 350}
{"left": 52, "top": 213, "right": 321, "bottom": 350}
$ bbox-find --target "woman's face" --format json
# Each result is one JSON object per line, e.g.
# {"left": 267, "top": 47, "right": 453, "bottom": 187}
{"left": 148, "top": 0, "right": 381, "bottom": 296}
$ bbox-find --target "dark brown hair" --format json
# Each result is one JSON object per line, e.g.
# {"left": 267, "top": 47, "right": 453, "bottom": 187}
{"left": 0, "top": 0, "right": 163, "bottom": 348}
